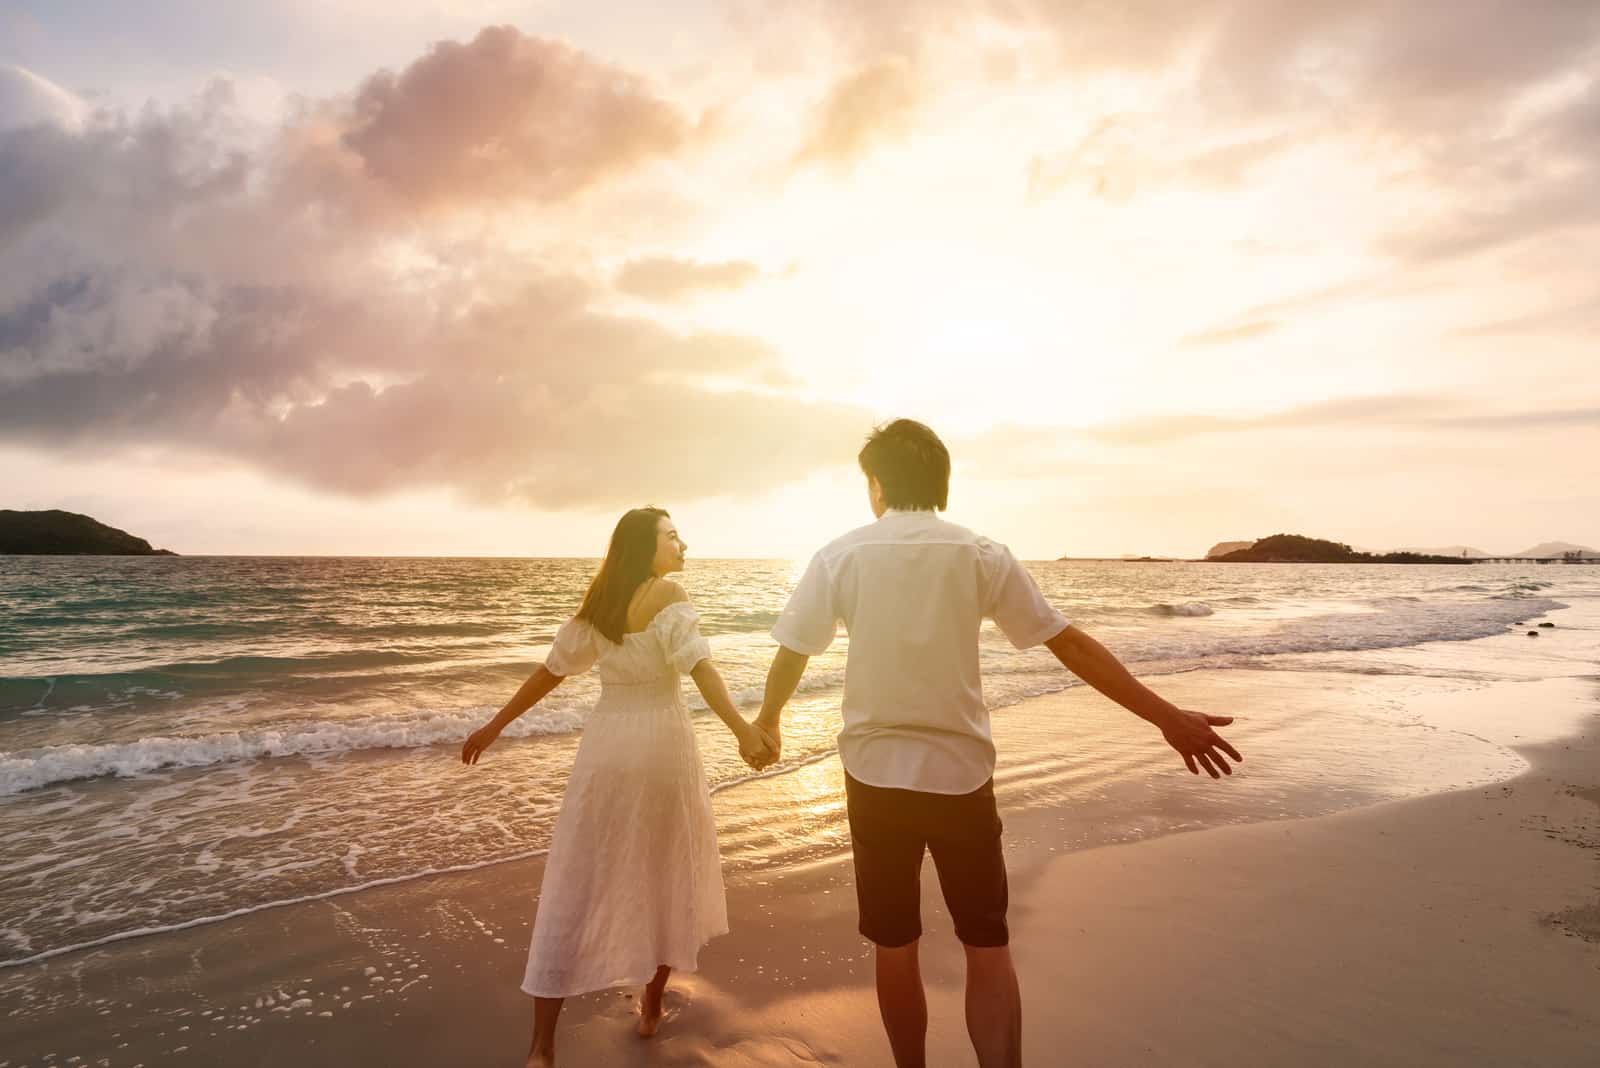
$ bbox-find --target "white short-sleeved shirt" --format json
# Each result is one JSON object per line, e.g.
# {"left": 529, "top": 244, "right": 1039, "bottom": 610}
{"left": 772, "top": 509, "right": 1070, "bottom": 795}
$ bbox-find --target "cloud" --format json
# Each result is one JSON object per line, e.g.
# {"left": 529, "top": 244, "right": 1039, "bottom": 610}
{"left": 0, "top": 41, "right": 874, "bottom": 510}
{"left": 2, "top": 27, "right": 695, "bottom": 264}
{"left": 793, "top": 57, "right": 920, "bottom": 169}
{"left": 614, "top": 256, "right": 763, "bottom": 301}
{"left": 1088, "top": 394, "right": 1451, "bottom": 445}
{"left": 1183, "top": 271, "right": 1443, "bottom": 340}
{"left": 1026, "top": 117, "right": 1292, "bottom": 203}
{"left": 1083, "top": 394, "right": 1600, "bottom": 446}
{"left": 1426, "top": 407, "right": 1600, "bottom": 433}
{"left": 333, "top": 26, "right": 690, "bottom": 210}
{"left": 1378, "top": 83, "right": 1600, "bottom": 264}
{"left": 1453, "top": 292, "right": 1600, "bottom": 337}
{"left": 866, "top": 2, "right": 1600, "bottom": 270}
{"left": 1176, "top": 319, "right": 1281, "bottom": 348}
{"left": 0, "top": 62, "right": 85, "bottom": 132}
{"left": 0, "top": 263, "right": 871, "bottom": 506}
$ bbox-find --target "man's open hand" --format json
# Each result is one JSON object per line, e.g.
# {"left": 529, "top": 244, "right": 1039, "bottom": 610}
{"left": 1158, "top": 708, "right": 1241, "bottom": 778}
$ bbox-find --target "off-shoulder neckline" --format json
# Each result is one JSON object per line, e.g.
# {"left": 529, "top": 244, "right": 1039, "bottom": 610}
{"left": 621, "top": 599, "right": 697, "bottom": 639}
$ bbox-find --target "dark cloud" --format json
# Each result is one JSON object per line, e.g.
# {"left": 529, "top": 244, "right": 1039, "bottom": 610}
{"left": 0, "top": 35, "right": 871, "bottom": 509}
{"left": 0, "top": 274, "right": 90, "bottom": 350}
{"left": 614, "top": 256, "right": 764, "bottom": 301}
{"left": 0, "top": 265, "right": 868, "bottom": 506}
{"left": 2, "top": 27, "right": 694, "bottom": 263}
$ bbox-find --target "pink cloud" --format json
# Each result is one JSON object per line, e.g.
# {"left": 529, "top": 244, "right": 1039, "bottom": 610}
{"left": 614, "top": 256, "right": 763, "bottom": 301}
{"left": 337, "top": 26, "right": 689, "bottom": 209}
{"left": 793, "top": 57, "right": 920, "bottom": 169}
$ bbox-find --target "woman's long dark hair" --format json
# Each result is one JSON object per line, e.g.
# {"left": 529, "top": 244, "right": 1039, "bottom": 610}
{"left": 576, "top": 507, "right": 669, "bottom": 644}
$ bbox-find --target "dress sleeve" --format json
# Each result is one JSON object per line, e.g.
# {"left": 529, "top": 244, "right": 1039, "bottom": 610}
{"left": 543, "top": 616, "right": 599, "bottom": 677}
{"left": 657, "top": 603, "right": 712, "bottom": 674}
{"left": 980, "top": 539, "right": 1071, "bottom": 649}
{"left": 771, "top": 551, "right": 838, "bottom": 655}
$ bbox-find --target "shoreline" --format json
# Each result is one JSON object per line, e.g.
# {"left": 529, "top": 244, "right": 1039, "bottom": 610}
{"left": 3, "top": 607, "right": 1597, "bottom": 1065}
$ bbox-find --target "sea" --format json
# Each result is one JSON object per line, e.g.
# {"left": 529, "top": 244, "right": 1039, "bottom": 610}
{"left": 2, "top": 554, "right": 1596, "bottom": 970}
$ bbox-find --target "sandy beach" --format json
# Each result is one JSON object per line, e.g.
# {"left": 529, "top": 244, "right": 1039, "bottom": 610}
{"left": 4, "top": 613, "right": 1597, "bottom": 1067}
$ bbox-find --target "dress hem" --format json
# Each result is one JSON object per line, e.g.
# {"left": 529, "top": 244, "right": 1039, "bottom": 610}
{"left": 518, "top": 926, "right": 730, "bottom": 999}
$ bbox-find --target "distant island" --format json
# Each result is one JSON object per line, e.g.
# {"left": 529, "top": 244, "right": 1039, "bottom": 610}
{"left": 0, "top": 510, "right": 176, "bottom": 555}
{"left": 1208, "top": 534, "right": 1473, "bottom": 564}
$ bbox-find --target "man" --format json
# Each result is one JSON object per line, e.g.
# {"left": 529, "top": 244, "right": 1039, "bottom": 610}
{"left": 753, "top": 419, "right": 1241, "bottom": 1068}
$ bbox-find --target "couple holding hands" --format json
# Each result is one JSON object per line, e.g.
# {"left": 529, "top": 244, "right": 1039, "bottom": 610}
{"left": 462, "top": 418, "right": 1241, "bottom": 1068}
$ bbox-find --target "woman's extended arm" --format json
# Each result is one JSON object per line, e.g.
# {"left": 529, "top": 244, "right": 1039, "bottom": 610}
{"left": 461, "top": 665, "right": 565, "bottom": 765}
{"left": 689, "top": 659, "right": 774, "bottom": 769}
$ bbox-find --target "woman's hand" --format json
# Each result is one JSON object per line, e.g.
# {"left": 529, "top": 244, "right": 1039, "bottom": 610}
{"left": 735, "top": 719, "right": 776, "bottom": 771}
{"left": 461, "top": 723, "right": 503, "bottom": 765}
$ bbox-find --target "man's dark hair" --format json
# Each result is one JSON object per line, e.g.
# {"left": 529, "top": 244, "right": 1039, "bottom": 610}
{"left": 858, "top": 419, "right": 950, "bottom": 511}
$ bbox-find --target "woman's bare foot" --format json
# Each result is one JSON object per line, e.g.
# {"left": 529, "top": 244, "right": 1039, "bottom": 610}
{"left": 527, "top": 995, "right": 562, "bottom": 1065}
{"left": 638, "top": 964, "right": 671, "bottom": 1037}
{"left": 637, "top": 987, "right": 664, "bottom": 1037}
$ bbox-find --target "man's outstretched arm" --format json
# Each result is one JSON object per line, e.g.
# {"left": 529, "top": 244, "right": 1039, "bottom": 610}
{"left": 754, "top": 645, "right": 810, "bottom": 759}
{"left": 1043, "top": 625, "right": 1242, "bottom": 778}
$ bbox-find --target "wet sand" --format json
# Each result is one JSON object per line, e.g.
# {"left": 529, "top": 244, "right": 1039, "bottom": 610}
{"left": 3, "top": 616, "right": 1597, "bottom": 1066}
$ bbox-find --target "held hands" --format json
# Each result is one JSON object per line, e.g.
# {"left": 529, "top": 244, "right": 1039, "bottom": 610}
{"left": 736, "top": 718, "right": 782, "bottom": 771}
{"left": 1157, "top": 707, "right": 1242, "bottom": 778}
{"left": 461, "top": 723, "right": 502, "bottom": 765}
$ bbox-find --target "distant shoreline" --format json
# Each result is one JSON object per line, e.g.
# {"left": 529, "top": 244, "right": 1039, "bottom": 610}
{"left": 0, "top": 509, "right": 175, "bottom": 556}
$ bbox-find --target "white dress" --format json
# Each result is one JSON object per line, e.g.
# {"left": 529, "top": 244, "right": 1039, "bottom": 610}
{"left": 520, "top": 602, "right": 729, "bottom": 998}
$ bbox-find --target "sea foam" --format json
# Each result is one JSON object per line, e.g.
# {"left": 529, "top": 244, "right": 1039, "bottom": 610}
{"left": 0, "top": 705, "right": 584, "bottom": 797}
{"left": 1151, "top": 602, "right": 1215, "bottom": 617}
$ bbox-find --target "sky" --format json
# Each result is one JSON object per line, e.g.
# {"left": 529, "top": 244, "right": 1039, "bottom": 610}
{"left": 1, "top": 0, "right": 1597, "bottom": 559}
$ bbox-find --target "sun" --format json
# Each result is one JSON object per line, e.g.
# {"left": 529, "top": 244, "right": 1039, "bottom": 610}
{"left": 831, "top": 242, "right": 1121, "bottom": 431}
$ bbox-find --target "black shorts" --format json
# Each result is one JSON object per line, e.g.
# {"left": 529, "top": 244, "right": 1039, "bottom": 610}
{"left": 844, "top": 770, "right": 1009, "bottom": 949}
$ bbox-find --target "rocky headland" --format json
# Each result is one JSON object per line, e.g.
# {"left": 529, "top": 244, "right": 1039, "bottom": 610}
{"left": 0, "top": 510, "right": 176, "bottom": 555}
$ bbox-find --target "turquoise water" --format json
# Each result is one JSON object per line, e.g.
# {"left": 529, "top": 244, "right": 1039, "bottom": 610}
{"left": 0, "top": 554, "right": 1591, "bottom": 966}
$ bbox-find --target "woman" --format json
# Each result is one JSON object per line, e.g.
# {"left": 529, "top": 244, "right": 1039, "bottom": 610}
{"left": 461, "top": 507, "right": 774, "bottom": 1067}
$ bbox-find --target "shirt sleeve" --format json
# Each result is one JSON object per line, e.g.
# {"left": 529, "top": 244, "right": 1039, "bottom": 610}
{"left": 981, "top": 540, "right": 1070, "bottom": 649}
{"left": 771, "top": 551, "right": 838, "bottom": 655}
{"left": 543, "top": 616, "right": 599, "bottom": 677}
{"left": 658, "top": 603, "right": 712, "bottom": 674}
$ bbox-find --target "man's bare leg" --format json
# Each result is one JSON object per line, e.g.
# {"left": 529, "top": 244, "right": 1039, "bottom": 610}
{"left": 875, "top": 940, "right": 928, "bottom": 1068}
{"left": 963, "top": 944, "right": 1021, "bottom": 1068}
{"left": 526, "top": 996, "right": 562, "bottom": 1067}
{"left": 639, "top": 965, "right": 671, "bottom": 1036}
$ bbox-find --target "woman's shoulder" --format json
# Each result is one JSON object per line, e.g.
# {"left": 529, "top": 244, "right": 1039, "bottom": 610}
{"left": 627, "top": 579, "right": 694, "bottom": 633}
{"left": 642, "top": 578, "right": 690, "bottom": 610}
